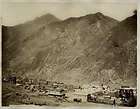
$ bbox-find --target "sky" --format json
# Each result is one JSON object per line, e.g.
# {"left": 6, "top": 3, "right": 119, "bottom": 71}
{"left": 1, "top": 0, "right": 137, "bottom": 26}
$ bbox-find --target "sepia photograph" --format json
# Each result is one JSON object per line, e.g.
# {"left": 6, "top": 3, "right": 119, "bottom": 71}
{"left": 1, "top": 0, "right": 138, "bottom": 108}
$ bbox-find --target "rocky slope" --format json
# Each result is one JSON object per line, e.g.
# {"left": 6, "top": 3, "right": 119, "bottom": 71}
{"left": 2, "top": 12, "right": 137, "bottom": 87}
{"left": 2, "top": 14, "right": 60, "bottom": 72}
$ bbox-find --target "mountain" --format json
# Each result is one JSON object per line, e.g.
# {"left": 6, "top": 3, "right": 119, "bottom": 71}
{"left": 2, "top": 12, "right": 136, "bottom": 87}
{"left": 106, "top": 13, "right": 137, "bottom": 86}
{"left": 2, "top": 13, "right": 60, "bottom": 71}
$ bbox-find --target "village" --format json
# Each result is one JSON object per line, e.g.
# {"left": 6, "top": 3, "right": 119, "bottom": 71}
{"left": 2, "top": 76, "right": 137, "bottom": 107}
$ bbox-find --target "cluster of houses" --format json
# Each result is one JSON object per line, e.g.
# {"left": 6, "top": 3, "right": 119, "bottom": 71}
{"left": 15, "top": 77, "right": 80, "bottom": 101}
{"left": 2, "top": 76, "right": 137, "bottom": 106}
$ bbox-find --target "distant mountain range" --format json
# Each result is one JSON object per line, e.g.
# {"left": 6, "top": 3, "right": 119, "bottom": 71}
{"left": 2, "top": 12, "right": 137, "bottom": 87}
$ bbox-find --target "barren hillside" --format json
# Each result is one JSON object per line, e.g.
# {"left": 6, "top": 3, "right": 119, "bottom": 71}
{"left": 2, "top": 12, "right": 137, "bottom": 87}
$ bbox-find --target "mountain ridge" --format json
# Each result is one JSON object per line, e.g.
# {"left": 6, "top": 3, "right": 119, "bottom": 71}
{"left": 2, "top": 12, "right": 136, "bottom": 87}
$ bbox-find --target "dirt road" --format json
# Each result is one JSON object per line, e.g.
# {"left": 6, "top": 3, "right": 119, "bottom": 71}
{"left": 8, "top": 103, "right": 137, "bottom": 109}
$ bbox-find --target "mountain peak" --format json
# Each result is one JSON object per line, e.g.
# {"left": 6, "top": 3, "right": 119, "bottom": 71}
{"left": 95, "top": 12, "right": 103, "bottom": 16}
{"left": 40, "top": 13, "right": 57, "bottom": 18}
{"left": 35, "top": 13, "right": 60, "bottom": 22}
{"left": 80, "top": 12, "right": 105, "bottom": 20}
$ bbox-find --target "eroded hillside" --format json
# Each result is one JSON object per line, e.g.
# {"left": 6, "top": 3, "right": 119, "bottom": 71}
{"left": 2, "top": 12, "right": 137, "bottom": 87}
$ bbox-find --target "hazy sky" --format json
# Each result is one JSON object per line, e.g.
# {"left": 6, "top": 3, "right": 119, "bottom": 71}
{"left": 2, "top": 0, "right": 137, "bottom": 26}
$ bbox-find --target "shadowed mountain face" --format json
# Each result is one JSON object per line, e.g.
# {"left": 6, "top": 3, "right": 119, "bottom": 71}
{"left": 2, "top": 12, "right": 137, "bottom": 87}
